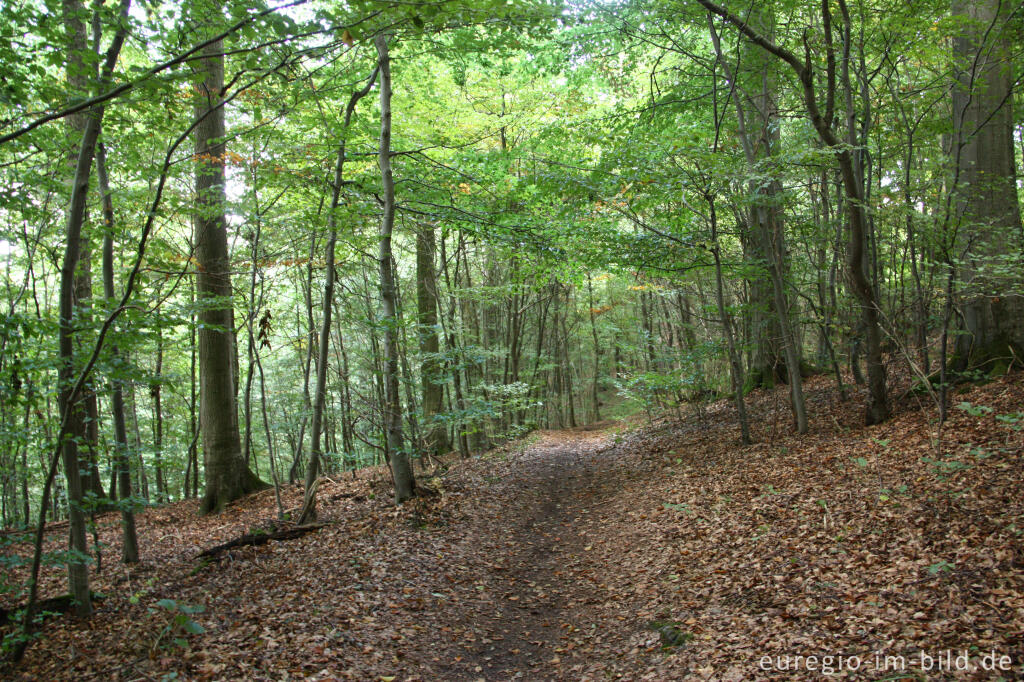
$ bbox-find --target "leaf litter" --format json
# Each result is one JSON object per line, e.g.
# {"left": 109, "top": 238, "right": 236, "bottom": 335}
{"left": 2, "top": 373, "right": 1022, "bottom": 680}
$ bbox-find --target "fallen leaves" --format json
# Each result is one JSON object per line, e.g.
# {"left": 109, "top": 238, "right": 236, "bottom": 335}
{"left": 2, "top": 374, "right": 1023, "bottom": 680}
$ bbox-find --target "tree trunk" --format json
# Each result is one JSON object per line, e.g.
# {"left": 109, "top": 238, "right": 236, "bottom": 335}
{"left": 417, "top": 223, "right": 448, "bottom": 456}
{"left": 255, "top": 322, "right": 284, "bottom": 519}
{"left": 439, "top": 231, "right": 470, "bottom": 457}
{"left": 951, "top": 0, "right": 1024, "bottom": 371}
{"left": 55, "top": 0, "right": 110, "bottom": 616}
{"left": 289, "top": 231, "right": 318, "bottom": 483}
{"left": 709, "top": 195, "right": 753, "bottom": 444}
{"left": 127, "top": 378, "right": 148, "bottom": 501}
{"left": 297, "top": 63, "right": 378, "bottom": 523}
{"left": 194, "top": 37, "right": 263, "bottom": 514}
{"left": 152, "top": 309, "right": 165, "bottom": 502}
{"left": 376, "top": 34, "right": 415, "bottom": 502}
{"left": 708, "top": 13, "right": 806, "bottom": 431}
{"left": 96, "top": 141, "right": 138, "bottom": 563}
{"left": 560, "top": 301, "right": 577, "bottom": 428}
{"left": 699, "top": 0, "right": 889, "bottom": 424}
{"left": 188, "top": 277, "right": 199, "bottom": 499}
{"left": 586, "top": 275, "right": 602, "bottom": 423}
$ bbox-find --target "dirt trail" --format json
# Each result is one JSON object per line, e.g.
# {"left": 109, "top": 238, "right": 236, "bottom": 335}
{"left": 7, "top": 375, "right": 1023, "bottom": 682}
{"left": 418, "top": 428, "right": 636, "bottom": 680}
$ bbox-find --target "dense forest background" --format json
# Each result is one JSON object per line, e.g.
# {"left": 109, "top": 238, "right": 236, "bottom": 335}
{"left": 0, "top": 0, "right": 1022, "bottom": 670}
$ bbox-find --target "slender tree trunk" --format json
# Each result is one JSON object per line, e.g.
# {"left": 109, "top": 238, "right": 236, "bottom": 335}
{"left": 709, "top": 195, "right": 753, "bottom": 444}
{"left": 336, "top": 320, "right": 355, "bottom": 468}
{"left": 298, "top": 64, "right": 378, "bottom": 523}
{"left": 127, "top": 379, "right": 147, "bottom": 501}
{"left": 152, "top": 309, "right": 165, "bottom": 502}
{"left": 255, "top": 324, "right": 284, "bottom": 519}
{"left": 96, "top": 141, "right": 138, "bottom": 563}
{"left": 587, "top": 275, "right": 602, "bottom": 423}
{"left": 708, "top": 14, "right": 806, "bottom": 432}
{"left": 699, "top": 0, "right": 889, "bottom": 424}
{"left": 439, "top": 231, "right": 470, "bottom": 457}
{"left": 561, "top": 303, "right": 577, "bottom": 428}
{"left": 57, "top": 0, "right": 96, "bottom": 616}
{"left": 376, "top": 34, "right": 414, "bottom": 502}
{"left": 188, "top": 276, "right": 199, "bottom": 499}
{"left": 47, "top": 0, "right": 129, "bottom": 621}
{"left": 397, "top": 293, "right": 422, "bottom": 463}
{"left": 835, "top": 5, "right": 889, "bottom": 424}
{"left": 639, "top": 290, "right": 656, "bottom": 371}
{"left": 242, "top": 301, "right": 256, "bottom": 469}
{"left": 761, "top": 208, "right": 808, "bottom": 433}
{"left": 21, "top": 400, "right": 30, "bottom": 526}
{"left": 289, "top": 233, "right": 318, "bottom": 483}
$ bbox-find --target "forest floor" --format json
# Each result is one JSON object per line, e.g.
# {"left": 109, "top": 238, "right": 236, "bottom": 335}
{"left": 2, "top": 372, "right": 1023, "bottom": 680}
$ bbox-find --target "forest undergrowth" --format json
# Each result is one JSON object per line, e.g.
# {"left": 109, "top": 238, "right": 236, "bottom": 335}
{"left": 2, "top": 372, "right": 1022, "bottom": 681}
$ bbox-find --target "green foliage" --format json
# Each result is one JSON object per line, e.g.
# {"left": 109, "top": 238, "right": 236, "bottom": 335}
{"left": 662, "top": 502, "right": 694, "bottom": 516}
{"left": 922, "top": 452, "right": 972, "bottom": 478}
{"left": 927, "top": 560, "right": 955, "bottom": 576}
{"left": 995, "top": 412, "right": 1023, "bottom": 431}
{"left": 0, "top": 0, "right": 1020, "bottom": 598}
{"left": 149, "top": 598, "right": 206, "bottom": 652}
{"left": 877, "top": 484, "right": 909, "bottom": 503}
{"left": 956, "top": 402, "right": 993, "bottom": 418}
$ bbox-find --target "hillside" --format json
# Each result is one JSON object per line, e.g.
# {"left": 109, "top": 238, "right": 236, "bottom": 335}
{"left": 3, "top": 373, "right": 1022, "bottom": 680}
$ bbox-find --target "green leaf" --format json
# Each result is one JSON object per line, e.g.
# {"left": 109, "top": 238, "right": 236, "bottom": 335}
{"left": 182, "top": 620, "right": 205, "bottom": 635}
{"left": 927, "top": 560, "right": 954, "bottom": 575}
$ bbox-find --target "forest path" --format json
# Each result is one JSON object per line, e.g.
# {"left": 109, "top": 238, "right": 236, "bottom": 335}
{"left": 8, "top": 376, "right": 1024, "bottom": 682}
{"left": 420, "top": 425, "right": 637, "bottom": 681}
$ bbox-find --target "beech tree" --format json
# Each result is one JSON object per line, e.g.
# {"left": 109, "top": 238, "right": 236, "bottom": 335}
{"left": 193, "top": 32, "right": 264, "bottom": 514}
{"left": 299, "top": 61, "right": 379, "bottom": 523}
{"left": 951, "top": 0, "right": 1024, "bottom": 372}
{"left": 697, "top": 0, "right": 892, "bottom": 425}
{"left": 707, "top": 11, "right": 807, "bottom": 432}
{"left": 375, "top": 33, "right": 415, "bottom": 503}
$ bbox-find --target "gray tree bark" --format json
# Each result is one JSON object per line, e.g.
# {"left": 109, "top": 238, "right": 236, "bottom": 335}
{"left": 951, "top": 0, "right": 1024, "bottom": 371}
{"left": 376, "top": 33, "right": 415, "bottom": 503}
{"left": 194, "top": 37, "right": 263, "bottom": 514}
{"left": 96, "top": 141, "right": 139, "bottom": 563}
{"left": 298, "top": 63, "right": 378, "bottom": 523}
{"left": 59, "top": 0, "right": 94, "bottom": 617}
{"left": 52, "top": 0, "right": 131, "bottom": 618}
{"left": 710, "top": 195, "right": 753, "bottom": 444}
{"left": 708, "top": 13, "right": 807, "bottom": 433}
{"left": 417, "top": 223, "right": 449, "bottom": 457}
{"left": 699, "top": 0, "right": 890, "bottom": 424}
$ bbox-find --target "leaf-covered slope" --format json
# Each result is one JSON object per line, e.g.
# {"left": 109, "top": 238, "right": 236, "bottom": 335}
{"left": 3, "top": 374, "right": 1022, "bottom": 680}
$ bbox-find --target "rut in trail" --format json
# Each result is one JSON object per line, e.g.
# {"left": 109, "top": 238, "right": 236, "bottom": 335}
{"left": 406, "top": 428, "right": 649, "bottom": 681}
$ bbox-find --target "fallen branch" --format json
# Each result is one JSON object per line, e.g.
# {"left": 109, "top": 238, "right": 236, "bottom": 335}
{"left": 0, "top": 521, "right": 69, "bottom": 537}
{"left": 0, "top": 592, "right": 105, "bottom": 625}
{"left": 196, "top": 523, "right": 327, "bottom": 560}
{"left": 329, "top": 492, "right": 365, "bottom": 502}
